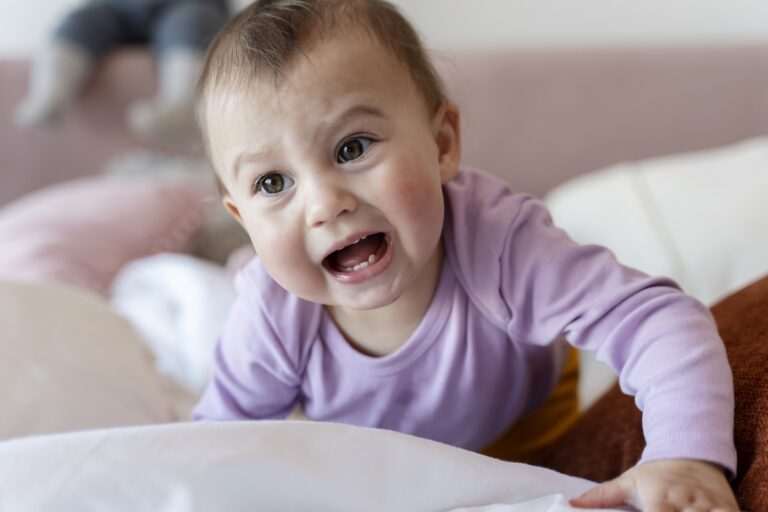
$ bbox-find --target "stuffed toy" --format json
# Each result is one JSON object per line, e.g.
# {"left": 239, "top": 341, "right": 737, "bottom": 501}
{"left": 15, "top": 0, "right": 230, "bottom": 138}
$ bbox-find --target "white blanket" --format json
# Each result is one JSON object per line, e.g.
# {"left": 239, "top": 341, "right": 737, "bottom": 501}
{"left": 110, "top": 253, "right": 236, "bottom": 393}
{"left": 0, "top": 421, "right": 621, "bottom": 512}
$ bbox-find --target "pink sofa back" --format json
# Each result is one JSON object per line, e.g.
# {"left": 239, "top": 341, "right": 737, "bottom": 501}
{"left": 444, "top": 44, "right": 768, "bottom": 196}
{"left": 0, "top": 51, "right": 202, "bottom": 207}
{"left": 3, "top": 44, "right": 768, "bottom": 205}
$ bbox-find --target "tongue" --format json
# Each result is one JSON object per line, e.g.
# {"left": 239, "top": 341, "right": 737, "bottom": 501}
{"left": 332, "top": 235, "right": 382, "bottom": 269}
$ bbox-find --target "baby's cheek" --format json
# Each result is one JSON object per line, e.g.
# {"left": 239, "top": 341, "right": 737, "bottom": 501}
{"left": 394, "top": 179, "right": 427, "bottom": 213}
{"left": 390, "top": 161, "right": 440, "bottom": 212}
{"left": 393, "top": 167, "right": 444, "bottom": 227}
{"left": 251, "top": 229, "right": 309, "bottom": 281}
{"left": 260, "top": 246, "right": 325, "bottom": 300}
{"left": 390, "top": 181, "right": 444, "bottom": 269}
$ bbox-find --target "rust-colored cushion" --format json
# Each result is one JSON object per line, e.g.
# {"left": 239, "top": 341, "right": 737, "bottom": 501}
{"left": 536, "top": 273, "right": 768, "bottom": 510}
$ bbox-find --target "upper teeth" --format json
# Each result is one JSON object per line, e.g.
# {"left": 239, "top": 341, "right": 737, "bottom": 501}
{"left": 351, "top": 235, "right": 367, "bottom": 245}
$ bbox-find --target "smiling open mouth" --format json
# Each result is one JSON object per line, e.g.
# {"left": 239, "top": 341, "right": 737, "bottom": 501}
{"left": 323, "top": 233, "right": 388, "bottom": 274}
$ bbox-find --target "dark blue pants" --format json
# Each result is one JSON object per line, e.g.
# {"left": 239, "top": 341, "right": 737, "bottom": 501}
{"left": 54, "top": 0, "right": 229, "bottom": 58}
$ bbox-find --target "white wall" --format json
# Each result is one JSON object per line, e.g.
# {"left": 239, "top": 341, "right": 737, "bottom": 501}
{"left": 3, "top": 0, "right": 768, "bottom": 57}
{"left": 395, "top": 0, "right": 768, "bottom": 50}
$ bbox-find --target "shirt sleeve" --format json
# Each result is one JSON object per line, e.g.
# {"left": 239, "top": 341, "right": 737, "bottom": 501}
{"left": 501, "top": 196, "right": 736, "bottom": 475}
{"left": 192, "top": 291, "right": 301, "bottom": 421}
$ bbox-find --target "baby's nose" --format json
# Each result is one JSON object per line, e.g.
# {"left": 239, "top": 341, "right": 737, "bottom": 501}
{"left": 305, "top": 176, "right": 358, "bottom": 228}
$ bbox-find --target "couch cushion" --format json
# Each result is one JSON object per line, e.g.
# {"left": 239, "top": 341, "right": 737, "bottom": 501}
{"left": 546, "top": 137, "right": 768, "bottom": 306}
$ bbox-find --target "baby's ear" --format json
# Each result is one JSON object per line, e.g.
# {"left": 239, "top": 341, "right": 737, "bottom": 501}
{"left": 432, "top": 101, "right": 461, "bottom": 184}
{"left": 222, "top": 195, "right": 245, "bottom": 227}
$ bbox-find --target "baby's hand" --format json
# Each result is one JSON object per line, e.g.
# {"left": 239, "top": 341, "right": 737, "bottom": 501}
{"left": 569, "top": 458, "right": 738, "bottom": 511}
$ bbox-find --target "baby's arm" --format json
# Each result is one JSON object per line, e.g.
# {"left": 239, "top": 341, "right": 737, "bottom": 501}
{"left": 491, "top": 196, "right": 738, "bottom": 507}
{"left": 571, "top": 459, "right": 738, "bottom": 511}
{"left": 193, "top": 291, "right": 301, "bottom": 421}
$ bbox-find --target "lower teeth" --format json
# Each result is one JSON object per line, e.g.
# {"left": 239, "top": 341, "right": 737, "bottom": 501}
{"left": 348, "top": 253, "right": 378, "bottom": 272}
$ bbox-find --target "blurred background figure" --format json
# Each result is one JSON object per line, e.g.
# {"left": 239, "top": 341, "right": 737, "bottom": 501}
{"left": 15, "top": 0, "right": 230, "bottom": 139}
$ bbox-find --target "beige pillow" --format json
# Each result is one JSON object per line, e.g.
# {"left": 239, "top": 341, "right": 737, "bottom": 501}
{"left": 0, "top": 280, "right": 195, "bottom": 439}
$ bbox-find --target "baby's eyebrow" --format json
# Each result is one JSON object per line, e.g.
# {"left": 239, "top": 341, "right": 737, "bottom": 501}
{"left": 333, "top": 105, "right": 385, "bottom": 126}
{"left": 313, "top": 103, "right": 386, "bottom": 145}
{"left": 231, "top": 149, "right": 272, "bottom": 182}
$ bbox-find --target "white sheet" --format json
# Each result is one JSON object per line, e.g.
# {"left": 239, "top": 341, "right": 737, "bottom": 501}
{"left": 0, "top": 421, "right": 622, "bottom": 512}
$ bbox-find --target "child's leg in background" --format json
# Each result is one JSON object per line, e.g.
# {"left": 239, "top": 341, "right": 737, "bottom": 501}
{"left": 127, "top": 0, "right": 229, "bottom": 138}
{"left": 15, "top": 2, "right": 128, "bottom": 126}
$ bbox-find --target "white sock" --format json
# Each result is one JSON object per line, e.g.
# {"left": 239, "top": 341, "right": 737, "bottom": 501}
{"left": 127, "top": 48, "right": 204, "bottom": 139}
{"left": 15, "top": 40, "right": 94, "bottom": 127}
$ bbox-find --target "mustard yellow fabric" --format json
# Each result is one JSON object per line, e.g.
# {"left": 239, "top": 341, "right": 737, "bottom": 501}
{"left": 481, "top": 348, "right": 581, "bottom": 463}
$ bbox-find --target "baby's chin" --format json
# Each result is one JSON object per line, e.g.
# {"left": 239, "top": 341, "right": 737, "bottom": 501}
{"left": 317, "top": 284, "right": 405, "bottom": 313}
{"left": 323, "top": 291, "right": 400, "bottom": 312}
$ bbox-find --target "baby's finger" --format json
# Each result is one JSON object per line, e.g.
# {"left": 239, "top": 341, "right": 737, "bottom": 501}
{"left": 569, "top": 480, "right": 627, "bottom": 509}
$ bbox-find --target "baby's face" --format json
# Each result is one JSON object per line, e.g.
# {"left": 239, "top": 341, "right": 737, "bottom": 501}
{"left": 206, "top": 29, "right": 459, "bottom": 310}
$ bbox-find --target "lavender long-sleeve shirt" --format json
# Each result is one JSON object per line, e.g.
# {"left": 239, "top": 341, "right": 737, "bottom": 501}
{"left": 194, "top": 168, "right": 736, "bottom": 474}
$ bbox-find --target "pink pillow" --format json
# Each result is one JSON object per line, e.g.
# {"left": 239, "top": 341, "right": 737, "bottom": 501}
{"left": 0, "top": 176, "right": 212, "bottom": 295}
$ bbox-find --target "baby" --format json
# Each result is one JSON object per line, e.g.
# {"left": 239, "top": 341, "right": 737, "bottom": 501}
{"left": 193, "top": 1, "right": 739, "bottom": 510}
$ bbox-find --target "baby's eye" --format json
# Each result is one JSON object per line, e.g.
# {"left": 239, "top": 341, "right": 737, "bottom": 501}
{"left": 253, "top": 172, "right": 294, "bottom": 195}
{"left": 336, "top": 137, "right": 373, "bottom": 163}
